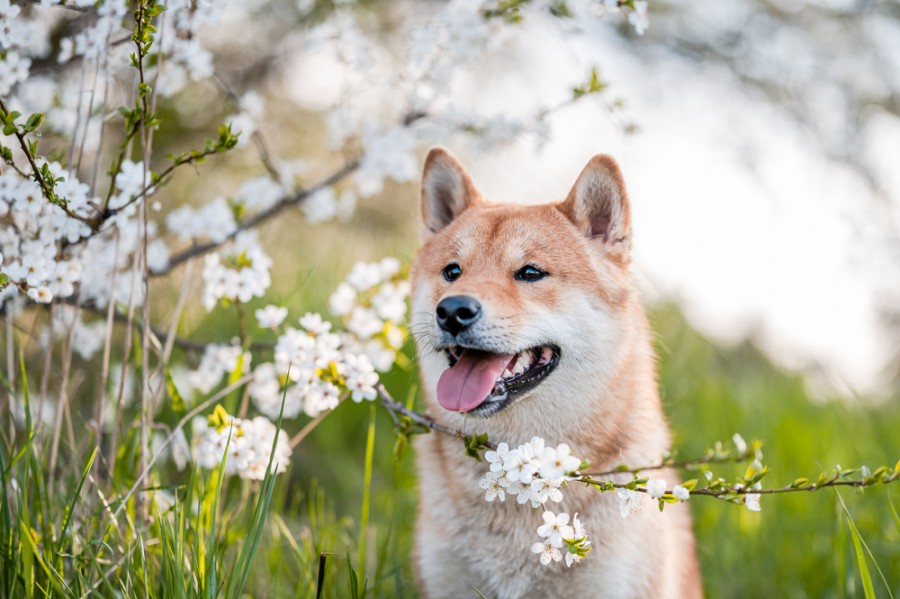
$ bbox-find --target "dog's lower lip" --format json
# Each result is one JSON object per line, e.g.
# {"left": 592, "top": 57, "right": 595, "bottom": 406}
{"left": 442, "top": 344, "right": 561, "bottom": 416}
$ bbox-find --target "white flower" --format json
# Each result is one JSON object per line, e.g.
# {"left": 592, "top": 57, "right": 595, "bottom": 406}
{"left": 361, "top": 339, "right": 396, "bottom": 372}
{"left": 744, "top": 493, "right": 762, "bottom": 512}
{"left": 531, "top": 540, "right": 562, "bottom": 566}
{"left": 256, "top": 305, "right": 288, "bottom": 328}
{"left": 344, "top": 352, "right": 378, "bottom": 402}
{"left": 201, "top": 232, "right": 272, "bottom": 310}
{"left": 329, "top": 282, "right": 357, "bottom": 316}
{"left": 478, "top": 470, "right": 507, "bottom": 502}
{"left": 565, "top": 513, "right": 590, "bottom": 567}
{"left": 346, "top": 261, "right": 385, "bottom": 292}
{"left": 733, "top": 433, "right": 748, "bottom": 454}
{"left": 235, "top": 176, "right": 284, "bottom": 213}
{"left": 303, "top": 380, "right": 341, "bottom": 417}
{"left": 26, "top": 286, "right": 52, "bottom": 303}
{"left": 303, "top": 186, "right": 338, "bottom": 224}
{"left": 539, "top": 443, "right": 581, "bottom": 479}
{"left": 572, "top": 512, "right": 588, "bottom": 539}
{"left": 646, "top": 477, "right": 667, "bottom": 499}
{"left": 299, "top": 312, "right": 332, "bottom": 336}
{"left": 188, "top": 344, "right": 250, "bottom": 394}
{"left": 191, "top": 410, "right": 291, "bottom": 480}
{"left": 627, "top": 1, "right": 649, "bottom": 35}
{"left": 371, "top": 282, "right": 408, "bottom": 322}
{"left": 527, "top": 477, "right": 564, "bottom": 508}
{"left": 347, "top": 306, "right": 383, "bottom": 340}
{"left": 250, "top": 362, "right": 304, "bottom": 419}
{"left": 673, "top": 485, "right": 690, "bottom": 501}
{"left": 484, "top": 442, "right": 510, "bottom": 473}
{"left": 503, "top": 446, "right": 538, "bottom": 484}
{"left": 537, "top": 511, "right": 574, "bottom": 548}
{"left": 616, "top": 488, "right": 643, "bottom": 518}
{"left": 356, "top": 125, "right": 418, "bottom": 197}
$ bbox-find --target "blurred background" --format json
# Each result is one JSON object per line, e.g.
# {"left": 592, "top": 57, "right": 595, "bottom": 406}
{"left": 4, "top": 0, "right": 900, "bottom": 596}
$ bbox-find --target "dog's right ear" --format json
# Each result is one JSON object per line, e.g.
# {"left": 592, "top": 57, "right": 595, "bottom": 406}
{"left": 558, "top": 154, "right": 632, "bottom": 262}
{"left": 421, "top": 147, "right": 480, "bottom": 240}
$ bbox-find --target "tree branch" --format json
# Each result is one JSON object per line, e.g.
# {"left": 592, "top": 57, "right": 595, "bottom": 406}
{"left": 154, "top": 159, "right": 361, "bottom": 276}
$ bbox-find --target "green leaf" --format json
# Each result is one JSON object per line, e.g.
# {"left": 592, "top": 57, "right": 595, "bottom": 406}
{"left": 889, "top": 496, "right": 900, "bottom": 536}
{"left": 572, "top": 67, "right": 608, "bottom": 99}
{"left": 393, "top": 432, "right": 408, "bottom": 460}
{"left": 56, "top": 448, "right": 97, "bottom": 554}
{"left": 847, "top": 516, "right": 876, "bottom": 599}
{"left": 165, "top": 368, "right": 187, "bottom": 415}
{"left": 24, "top": 113, "right": 44, "bottom": 133}
{"left": 463, "top": 433, "right": 490, "bottom": 460}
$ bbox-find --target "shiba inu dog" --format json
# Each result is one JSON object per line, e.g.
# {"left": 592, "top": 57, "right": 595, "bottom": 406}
{"left": 410, "top": 148, "right": 702, "bottom": 599}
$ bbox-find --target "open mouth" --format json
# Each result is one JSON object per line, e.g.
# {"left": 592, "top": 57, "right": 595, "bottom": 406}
{"left": 436, "top": 345, "right": 561, "bottom": 416}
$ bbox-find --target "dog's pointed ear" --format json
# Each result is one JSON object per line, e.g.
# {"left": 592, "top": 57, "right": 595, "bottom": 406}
{"left": 421, "top": 147, "right": 481, "bottom": 239}
{"left": 558, "top": 154, "right": 632, "bottom": 260}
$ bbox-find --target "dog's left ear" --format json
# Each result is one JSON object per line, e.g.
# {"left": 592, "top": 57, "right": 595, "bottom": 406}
{"left": 420, "top": 147, "right": 481, "bottom": 240}
{"left": 558, "top": 154, "right": 632, "bottom": 260}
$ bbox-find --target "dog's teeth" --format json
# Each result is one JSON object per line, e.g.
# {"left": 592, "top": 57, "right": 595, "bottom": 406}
{"left": 512, "top": 358, "right": 526, "bottom": 375}
{"left": 540, "top": 347, "right": 552, "bottom": 364}
{"left": 502, "top": 368, "right": 513, "bottom": 378}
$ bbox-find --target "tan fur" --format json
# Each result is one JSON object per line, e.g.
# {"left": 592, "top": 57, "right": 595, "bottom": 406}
{"left": 411, "top": 148, "right": 702, "bottom": 599}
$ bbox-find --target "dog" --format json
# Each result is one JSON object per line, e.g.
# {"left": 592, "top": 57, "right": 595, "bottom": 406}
{"left": 409, "top": 148, "right": 702, "bottom": 599}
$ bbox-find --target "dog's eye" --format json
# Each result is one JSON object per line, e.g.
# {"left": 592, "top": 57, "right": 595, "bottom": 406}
{"left": 515, "top": 265, "right": 548, "bottom": 282}
{"left": 443, "top": 263, "right": 462, "bottom": 282}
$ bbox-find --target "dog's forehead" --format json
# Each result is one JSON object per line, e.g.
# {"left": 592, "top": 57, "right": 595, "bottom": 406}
{"left": 448, "top": 204, "right": 571, "bottom": 263}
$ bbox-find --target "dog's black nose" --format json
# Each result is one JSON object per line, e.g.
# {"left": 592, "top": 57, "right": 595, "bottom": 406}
{"left": 436, "top": 295, "right": 482, "bottom": 335}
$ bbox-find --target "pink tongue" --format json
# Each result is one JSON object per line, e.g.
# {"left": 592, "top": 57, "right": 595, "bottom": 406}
{"left": 437, "top": 350, "right": 515, "bottom": 412}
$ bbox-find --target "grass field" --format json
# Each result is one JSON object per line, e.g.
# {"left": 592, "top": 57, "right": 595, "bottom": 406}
{"left": 4, "top": 298, "right": 898, "bottom": 598}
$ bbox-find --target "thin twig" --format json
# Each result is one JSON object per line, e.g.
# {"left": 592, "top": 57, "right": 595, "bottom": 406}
{"left": 375, "top": 383, "right": 486, "bottom": 445}
{"left": 212, "top": 71, "right": 282, "bottom": 181}
{"left": 156, "top": 159, "right": 361, "bottom": 276}
{"left": 289, "top": 410, "right": 331, "bottom": 449}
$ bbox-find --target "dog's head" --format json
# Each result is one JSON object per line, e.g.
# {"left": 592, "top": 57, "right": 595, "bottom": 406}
{"left": 410, "top": 147, "right": 641, "bottom": 426}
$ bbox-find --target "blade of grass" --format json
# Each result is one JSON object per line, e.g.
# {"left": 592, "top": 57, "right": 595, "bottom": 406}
{"left": 846, "top": 515, "right": 875, "bottom": 599}
{"left": 835, "top": 496, "right": 848, "bottom": 599}
{"left": 316, "top": 552, "right": 328, "bottom": 599}
{"left": 889, "top": 495, "right": 900, "bottom": 535}
{"left": 56, "top": 447, "right": 98, "bottom": 555}
{"left": 203, "top": 433, "right": 231, "bottom": 598}
{"left": 358, "top": 403, "right": 376, "bottom": 591}
{"left": 346, "top": 555, "right": 359, "bottom": 599}
{"left": 225, "top": 373, "right": 289, "bottom": 598}
{"left": 834, "top": 490, "right": 893, "bottom": 599}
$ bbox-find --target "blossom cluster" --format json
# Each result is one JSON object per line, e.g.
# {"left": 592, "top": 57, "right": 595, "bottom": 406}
{"left": 329, "top": 257, "right": 410, "bottom": 372}
{"left": 248, "top": 312, "right": 380, "bottom": 419}
{"left": 478, "top": 438, "right": 581, "bottom": 508}
{"left": 615, "top": 477, "right": 691, "bottom": 519}
{"left": 200, "top": 232, "right": 273, "bottom": 310}
{"left": 532, "top": 511, "right": 591, "bottom": 567}
{"left": 188, "top": 344, "right": 251, "bottom": 395}
{"left": 477, "top": 439, "right": 592, "bottom": 566}
{"left": 0, "top": 163, "right": 169, "bottom": 308}
{"left": 192, "top": 406, "right": 291, "bottom": 481}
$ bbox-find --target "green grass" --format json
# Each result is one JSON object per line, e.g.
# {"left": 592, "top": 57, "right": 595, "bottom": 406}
{"left": 2, "top": 299, "right": 898, "bottom": 598}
